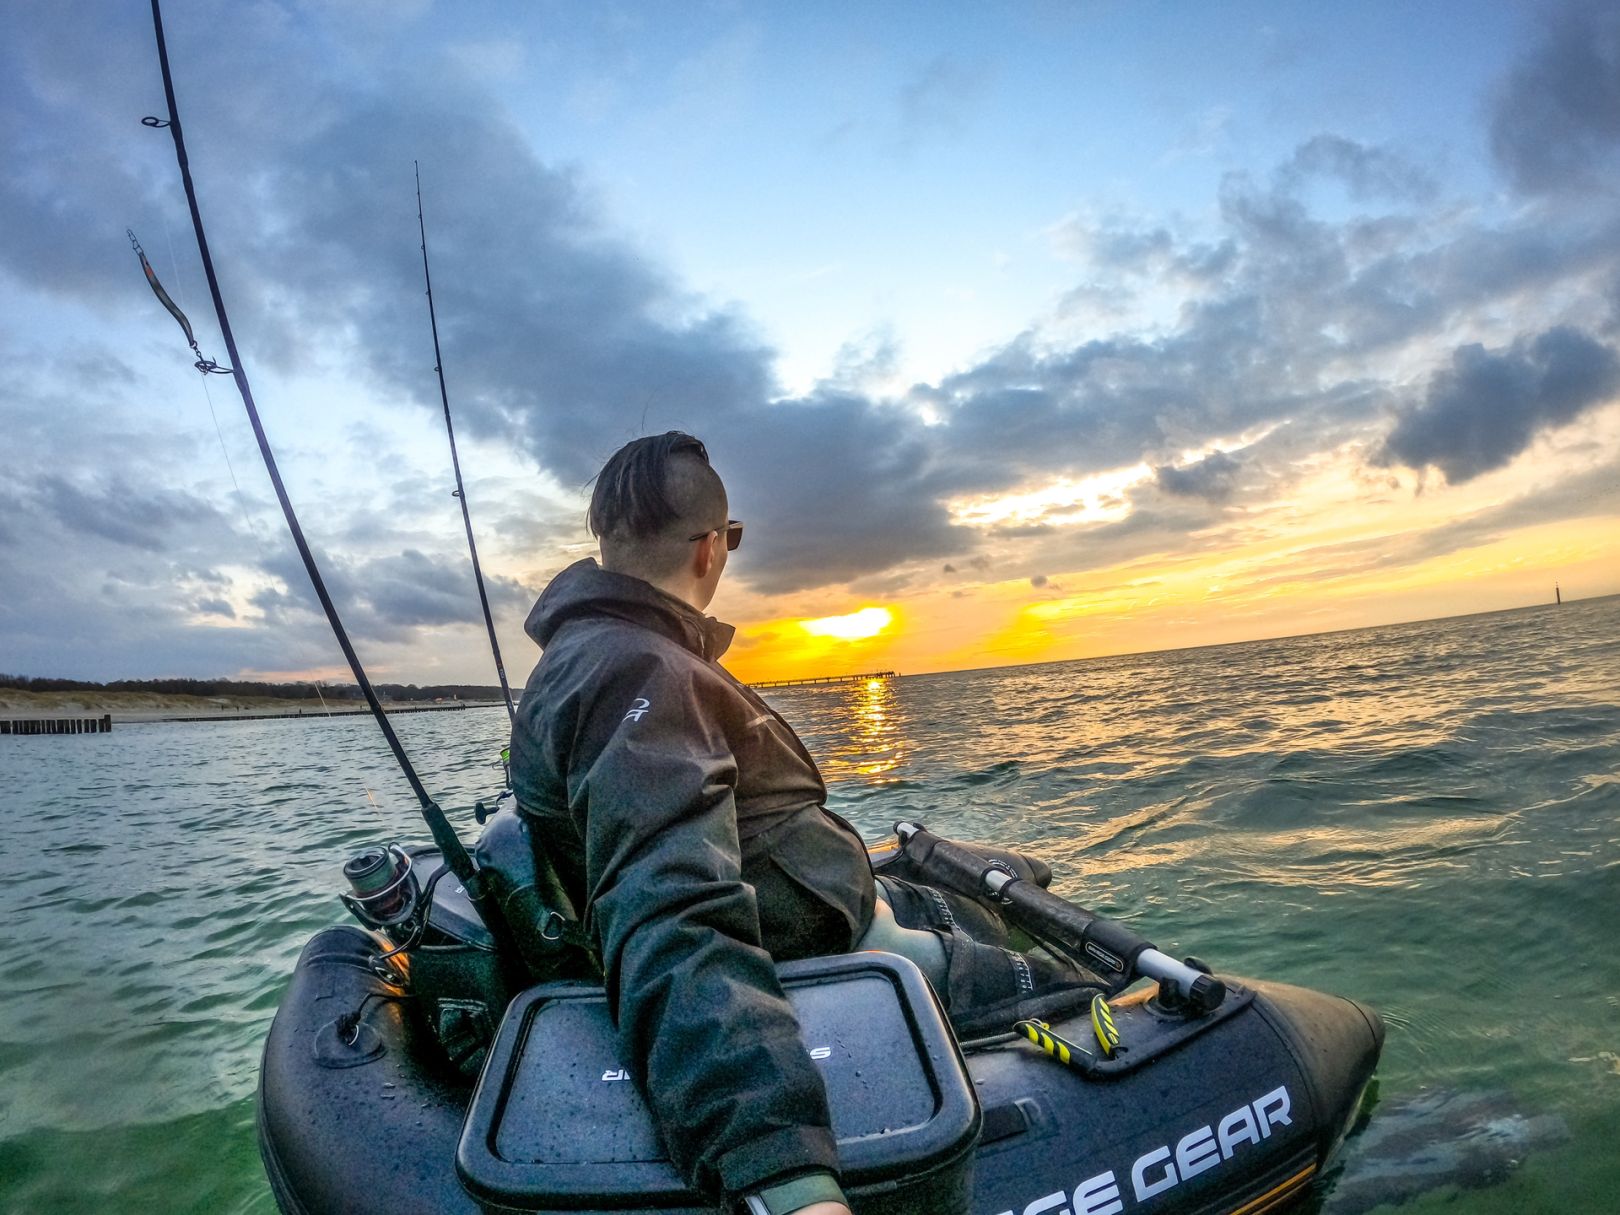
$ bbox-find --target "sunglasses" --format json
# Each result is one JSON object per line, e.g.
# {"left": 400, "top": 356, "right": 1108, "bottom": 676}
{"left": 688, "top": 519, "right": 744, "bottom": 551}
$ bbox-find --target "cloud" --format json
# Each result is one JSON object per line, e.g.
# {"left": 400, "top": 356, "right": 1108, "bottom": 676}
{"left": 362, "top": 548, "right": 530, "bottom": 629}
{"left": 250, "top": 545, "right": 530, "bottom": 644}
{"left": 1376, "top": 327, "right": 1620, "bottom": 483}
{"left": 714, "top": 391, "right": 970, "bottom": 594}
{"left": 1278, "top": 135, "right": 1438, "bottom": 204}
{"left": 38, "top": 475, "right": 227, "bottom": 552}
{"left": 0, "top": 7, "right": 165, "bottom": 302}
{"left": 1155, "top": 451, "right": 1242, "bottom": 502}
{"left": 222, "top": 94, "right": 780, "bottom": 488}
{"left": 896, "top": 55, "right": 988, "bottom": 147}
{"left": 1490, "top": 2, "right": 1620, "bottom": 196}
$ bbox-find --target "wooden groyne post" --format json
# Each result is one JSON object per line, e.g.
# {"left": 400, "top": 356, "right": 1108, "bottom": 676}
{"left": 1, "top": 715, "right": 113, "bottom": 736}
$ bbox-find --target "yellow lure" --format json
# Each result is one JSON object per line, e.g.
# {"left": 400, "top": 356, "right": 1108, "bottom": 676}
{"left": 1015, "top": 1019, "right": 1081, "bottom": 1066}
{"left": 1091, "top": 994, "right": 1120, "bottom": 1058}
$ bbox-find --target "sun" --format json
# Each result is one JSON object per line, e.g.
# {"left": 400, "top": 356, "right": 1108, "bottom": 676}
{"left": 799, "top": 607, "right": 894, "bottom": 641}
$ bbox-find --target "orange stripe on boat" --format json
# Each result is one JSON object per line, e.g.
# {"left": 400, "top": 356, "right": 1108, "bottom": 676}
{"left": 1225, "top": 1162, "right": 1317, "bottom": 1215}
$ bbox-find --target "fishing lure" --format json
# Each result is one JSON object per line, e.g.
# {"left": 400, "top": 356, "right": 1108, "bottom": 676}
{"left": 1016, "top": 994, "right": 1121, "bottom": 1072}
{"left": 127, "top": 227, "right": 230, "bottom": 375}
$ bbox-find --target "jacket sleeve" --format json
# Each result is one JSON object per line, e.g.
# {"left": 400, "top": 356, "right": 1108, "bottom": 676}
{"left": 564, "top": 651, "right": 841, "bottom": 1202}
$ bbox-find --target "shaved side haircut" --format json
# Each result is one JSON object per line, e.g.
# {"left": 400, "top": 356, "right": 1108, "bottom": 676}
{"left": 589, "top": 432, "right": 727, "bottom": 579}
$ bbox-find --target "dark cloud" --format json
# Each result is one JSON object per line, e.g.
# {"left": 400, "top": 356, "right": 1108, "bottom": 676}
{"left": 714, "top": 391, "right": 969, "bottom": 594}
{"left": 1155, "top": 451, "right": 1242, "bottom": 502}
{"left": 39, "top": 475, "right": 226, "bottom": 552}
{"left": 362, "top": 549, "right": 529, "bottom": 629}
{"left": 991, "top": 522, "right": 1056, "bottom": 539}
{"left": 1490, "top": 2, "right": 1620, "bottom": 196}
{"left": 1376, "top": 327, "right": 1620, "bottom": 483}
{"left": 1029, "top": 574, "right": 1048, "bottom": 588}
{"left": 250, "top": 545, "right": 530, "bottom": 645}
{"left": 1053, "top": 221, "right": 1238, "bottom": 321}
{"left": 0, "top": 7, "right": 165, "bottom": 302}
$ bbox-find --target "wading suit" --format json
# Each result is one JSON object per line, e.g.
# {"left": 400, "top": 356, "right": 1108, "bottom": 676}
{"left": 508, "top": 559, "right": 877, "bottom": 1207}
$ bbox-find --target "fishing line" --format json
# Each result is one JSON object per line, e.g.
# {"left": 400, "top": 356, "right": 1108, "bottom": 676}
{"left": 310, "top": 679, "right": 391, "bottom": 833}
{"left": 136, "top": 0, "right": 506, "bottom": 943}
{"left": 152, "top": 206, "right": 390, "bottom": 830}
{"left": 158, "top": 217, "right": 270, "bottom": 565}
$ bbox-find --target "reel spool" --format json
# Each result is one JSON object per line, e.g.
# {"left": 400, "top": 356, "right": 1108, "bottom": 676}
{"left": 340, "top": 845, "right": 422, "bottom": 934}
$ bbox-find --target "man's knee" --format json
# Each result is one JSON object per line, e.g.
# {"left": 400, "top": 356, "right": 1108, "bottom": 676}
{"left": 855, "top": 897, "right": 949, "bottom": 988}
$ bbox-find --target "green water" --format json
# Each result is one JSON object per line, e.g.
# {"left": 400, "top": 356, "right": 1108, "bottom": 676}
{"left": 2, "top": 597, "right": 1616, "bottom": 1212}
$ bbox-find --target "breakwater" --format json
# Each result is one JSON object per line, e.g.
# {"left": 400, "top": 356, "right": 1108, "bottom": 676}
{"left": 0, "top": 716, "right": 112, "bottom": 735}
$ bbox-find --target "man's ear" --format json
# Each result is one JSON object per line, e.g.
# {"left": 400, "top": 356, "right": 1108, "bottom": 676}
{"left": 691, "top": 532, "right": 717, "bottom": 580}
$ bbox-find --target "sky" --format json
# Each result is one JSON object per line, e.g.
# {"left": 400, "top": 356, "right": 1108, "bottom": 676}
{"left": 3, "top": 0, "right": 1619, "bottom": 686}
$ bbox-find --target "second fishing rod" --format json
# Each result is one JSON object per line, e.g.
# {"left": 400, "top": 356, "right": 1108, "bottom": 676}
{"left": 414, "top": 162, "right": 516, "bottom": 726}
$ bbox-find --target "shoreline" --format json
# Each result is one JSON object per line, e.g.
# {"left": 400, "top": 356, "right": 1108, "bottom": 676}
{"left": 0, "top": 690, "right": 508, "bottom": 725}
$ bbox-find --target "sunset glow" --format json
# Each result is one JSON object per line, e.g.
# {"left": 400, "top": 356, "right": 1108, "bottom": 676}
{"left": 799, "top": 608, "right": 895, "bottom": 642}
{"left": 948, "top": 466, "right": 1147, "bottom": 530}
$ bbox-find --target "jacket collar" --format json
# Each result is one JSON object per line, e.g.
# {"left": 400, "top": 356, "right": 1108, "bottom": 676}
{"left": 524, "top": 558, "right": 736, "bottom": 661}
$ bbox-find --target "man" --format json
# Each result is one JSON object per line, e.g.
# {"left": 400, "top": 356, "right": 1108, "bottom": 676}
{"left": 509, "top": 432, "right": 1096, "bottom": 1215}
{"left": 509, "top": 432, "right": 862, "bottom": 1215}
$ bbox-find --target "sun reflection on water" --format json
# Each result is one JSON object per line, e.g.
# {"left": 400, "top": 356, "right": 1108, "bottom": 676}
{"left": 848, "top": 677, "right": 904, "bottom": 777}
{"left": 780, "top": 675, "right": 910, "bottom": 783}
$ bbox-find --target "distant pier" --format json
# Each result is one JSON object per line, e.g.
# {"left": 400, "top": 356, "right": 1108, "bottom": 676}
{"left": 751, "top": 670, "right": 897, "bottom": 689}
{"left": 1, "top": 715, "right": 112, "bottom": 736}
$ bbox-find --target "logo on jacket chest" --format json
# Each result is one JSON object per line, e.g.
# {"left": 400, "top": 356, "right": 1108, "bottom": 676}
{"left": 623, "top": 697, "right": 651, "bottom": 722}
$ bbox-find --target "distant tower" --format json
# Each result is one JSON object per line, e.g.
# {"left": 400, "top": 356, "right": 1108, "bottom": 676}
{"left": 1555, "top": 582, "right": 1562, "bottom": 606}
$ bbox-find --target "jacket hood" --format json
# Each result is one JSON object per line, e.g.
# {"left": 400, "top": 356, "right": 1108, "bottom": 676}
{"left": 524, "top": 558, "right": 736, "bottom": 660}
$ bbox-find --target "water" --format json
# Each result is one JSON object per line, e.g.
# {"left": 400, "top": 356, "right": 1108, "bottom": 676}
{"left": 2, "top": 597, "right": 1616, "bottom": 1213}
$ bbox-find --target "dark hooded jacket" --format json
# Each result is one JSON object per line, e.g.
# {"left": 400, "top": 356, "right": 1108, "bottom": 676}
{"left": 508, "top": 559, "right": 877, "bottom": 1202}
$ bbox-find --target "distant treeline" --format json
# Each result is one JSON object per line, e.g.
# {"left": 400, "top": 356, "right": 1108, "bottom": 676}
{"left": 0, "top": 674, "right": 506, "bottom": 702}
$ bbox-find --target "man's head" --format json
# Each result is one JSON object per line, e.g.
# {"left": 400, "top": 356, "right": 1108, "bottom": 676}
{"left": 589, "top": 432, "right": 738, "bottom": 609}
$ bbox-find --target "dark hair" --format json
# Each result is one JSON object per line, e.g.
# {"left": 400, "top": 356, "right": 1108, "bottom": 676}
{"left": 588, "top": 431, "right": 725, "bottom": 551}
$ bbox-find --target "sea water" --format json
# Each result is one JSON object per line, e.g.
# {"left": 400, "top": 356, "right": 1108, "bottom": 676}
{"left": 1, "top": 596, "right": 1616, "bottom": 1213}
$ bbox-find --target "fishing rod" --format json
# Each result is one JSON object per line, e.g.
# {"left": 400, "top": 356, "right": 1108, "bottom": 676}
{"left": 137, "top": 0, "right": 507, "bottom": 938}
{"left": 414, "top": 162, "right": 516, "bottom": 724}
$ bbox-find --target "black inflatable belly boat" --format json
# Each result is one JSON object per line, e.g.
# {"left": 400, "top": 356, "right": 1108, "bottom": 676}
{"left": 259, "top": 818, "right": 1382, "bottom": 1215}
